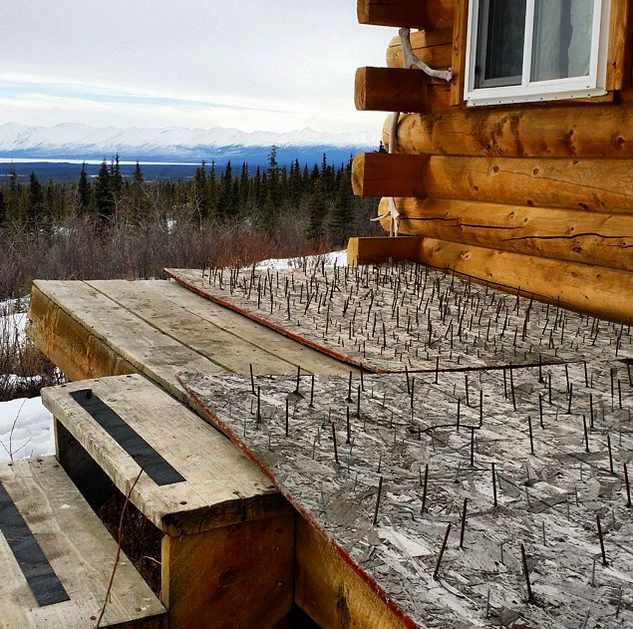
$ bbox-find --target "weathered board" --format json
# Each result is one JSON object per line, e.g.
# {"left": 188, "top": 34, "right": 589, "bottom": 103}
{"left": 0, "top": 457, "right": 166, "bottom": 629}
{"left": 42, "top": 374, "right": 287, "bottom": 536}
{"left": 28, "top": 279, "right": 353, "bottom": 407}
{"left": 166, "top": 264, "right": 633, "bottom": 372}
{"left": 180, "top": 360, "right": 633, "bottom": 629}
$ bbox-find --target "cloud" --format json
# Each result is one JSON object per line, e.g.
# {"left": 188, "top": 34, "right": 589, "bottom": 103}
{"left": 0, "top": 1, "right": 392, "bottom": 137}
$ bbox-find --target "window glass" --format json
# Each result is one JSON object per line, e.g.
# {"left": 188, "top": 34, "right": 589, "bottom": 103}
{"left": 475, "top": 0, "right": 527, "bottom": 88}
{"left": 531, "top": 0, "right": 594, "bottom": 81}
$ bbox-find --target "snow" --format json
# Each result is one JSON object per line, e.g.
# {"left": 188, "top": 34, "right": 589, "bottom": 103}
{"left": 255, "top": 249, "right": 347, "bottom": 270}
{"left": 0, "top": 122, "right": 376, "bottom": 158}
{"left": 0, "top": 297, "right": 55, "bottom": 464}
{"left": 0, "top": 397, "right": 54, "bottom": 463}
{"left": 0, "top": 250, "right": 346, "bottom": 465}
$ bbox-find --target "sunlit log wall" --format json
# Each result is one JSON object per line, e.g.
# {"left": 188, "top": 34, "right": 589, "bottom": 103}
{"left": 352, "top": 0, "right": 633, "bottom": 323}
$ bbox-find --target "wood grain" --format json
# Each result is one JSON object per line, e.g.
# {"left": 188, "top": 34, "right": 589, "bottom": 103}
{"left": 43, "top": 374, "right": 286, "bottom": 536}
{"left": 162, "top": 513, "right": 295, "bottom": 629}
{"left": 355, "top": 67, "right": 452, "bottom": 113}
{"left": 381, "top": 196, "right": 633, "bottom": 270}
{"left": 382, "top": 105, "right": 633, "bottom": 158}
{"left": 386, "top": 30, "right": 453, "bottom": 69}
{"left": 357, "top": 0, "right": 454, "bottom": 29}
{"left": 0, "top": 457, "right": 166, "bottom": 629}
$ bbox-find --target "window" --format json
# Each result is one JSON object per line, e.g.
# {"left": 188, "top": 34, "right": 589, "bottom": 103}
{"left": 464, "top": 0, "right": 611, "bottom": 106}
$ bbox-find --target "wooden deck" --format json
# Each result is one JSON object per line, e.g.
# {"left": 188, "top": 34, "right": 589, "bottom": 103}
{"left": 28, "top": 277, "right": 392, "bottom": 629}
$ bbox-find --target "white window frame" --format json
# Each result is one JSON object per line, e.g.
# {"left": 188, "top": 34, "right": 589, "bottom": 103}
{"left": 464, "top": 0, "right": 612, "bottom": 107}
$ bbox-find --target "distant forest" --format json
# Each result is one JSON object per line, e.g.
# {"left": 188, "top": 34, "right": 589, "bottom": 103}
{"left": 0, "top": 147, "right": 382, "bottom": 298}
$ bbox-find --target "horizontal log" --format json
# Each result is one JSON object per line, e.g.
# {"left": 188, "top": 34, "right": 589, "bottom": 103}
{"left": 382, "top": 104, "right": 633, "bottom": 158}
{"left": 352, "top": 153, "right": 427, "bottom": 197}
{"left": 355, "top": 67, "right": 451, "bottom": 113}
{"left": 386, "top": 29, "right": 453, "bottom": 68}
{"left": 347, "top": 235, "right": 421, "bottom": 266}
{"left": 381, "top": 197, "right": 633, "bottom": 270}
{"left": 416, "top": 238, "right": 633, "bottom": 325}
{"left": 421, "top": 156, "right": 633, "bottom": 212}
{"left": 357, "top": 0, "right": 454, "bottom": 29}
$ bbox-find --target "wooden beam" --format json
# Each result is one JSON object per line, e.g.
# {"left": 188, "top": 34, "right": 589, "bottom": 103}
{"left": 382, "top": 197, "right": 633, "bottom": 271}
{"left": 449, "top": 0, "right": 469, "bottom": 106}
{"left": 355, "top": 67, "right": 451, "bottom": 112}
{"left": 27, "top": 282, "right": 136, "bottom": 382}
{"left": 162, "top": 513, "right": 295, "bottom": 629}
{"left": 416, "top": 237, "right": 633, "bottom": 324}
{"left": 357, "top": 0, "right": 454, "bottom": 29}
{"left": 352, "top": 153, "right": 428, "bottom": 197}
{"left": 606, "top": 0, "right": 633, "bottom": 91}
{"left": 347, "top": 235, "right": 422, "bottom": 266}
{"left": 386, "top": 29, "right": 453, "bottom": 69}
{"left": 294, "top": 519, "right": 409, "bottom": 629}
{"left": 382, "top": 103, "right": 633, "bottom": 158}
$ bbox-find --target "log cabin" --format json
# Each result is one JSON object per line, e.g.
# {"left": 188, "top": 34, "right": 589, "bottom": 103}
{"left": 350, "top": 0, "right": 633, "bottom": 325}
{"left": 3, "top": 2, "right": 633, "bottom": 628}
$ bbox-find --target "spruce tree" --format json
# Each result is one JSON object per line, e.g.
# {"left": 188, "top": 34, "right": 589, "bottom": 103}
{"left": 0, "top": 189, "right": 6, "bottom": 226}
{"left": 78, "top": 162, "right": 91, "bottom": 213}
{"left": 110, "top": 154, "right": 124, "bottom": 196}
{"left": 27, "top": 172, "right": 44, "bottom": 225}
{"left": 95, "top": 160, "right": 115, "bottom": 223}
{"left": 328, "top": 164, "right": 354, "bottom": 246}
{"left": 305, "top": 179, "right": 327, "bottom": 241}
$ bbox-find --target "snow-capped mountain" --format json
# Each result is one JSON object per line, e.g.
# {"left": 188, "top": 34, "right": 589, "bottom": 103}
{"left": 0, "top": 122, "right": 378, "bottom": 165}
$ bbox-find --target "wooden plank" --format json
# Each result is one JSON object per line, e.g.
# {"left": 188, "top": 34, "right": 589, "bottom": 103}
{"left": 28, "top": 279, "right": 234, "bottom": 407}
{"left": 449, "top": 0, "right": 469, "bottom": 106}
{"left": 606, "top": 0, "right": 633, "bottom": 91}
{"left": 0, "top": 457, "right": 165, "bottom": 629}
{"left": 162, "top": 513, "right": 295, "bottom": 629}
{"left": 347, "top": 235, "right": 421, "bottom": 266}
{"left": 27, "top": 283, "right": 136, "bottom": 382}
{"left": 101, "top": 279, "right": 353, "bottom": 376}
{"left": 416, "top": 236, "right": 633, "bottom": 324}
{"left": 357, "top": 0, "right": 454, "bottom": 29}
{"left": 386, "top": 29, "right": 453, "bottom": 69}
{"left": 87, "top": 279, "right": 302, "bottom": 376}
{"left": 381, "top": 196, "right": 633, "bottom": 271}
{"left": 355, "top": 67, "right": 451, "bottom": 113}
{"left": 295, "top": 519, "right": 408, "bottom": 629}
{"left": 352, "top": 153, "right": 428, "bottom": 197}
{"left": 382, "top": 103, "right": 633, "bottom": 158}
{"left": 43, "top": 375, "right": 287, "bottom": 536}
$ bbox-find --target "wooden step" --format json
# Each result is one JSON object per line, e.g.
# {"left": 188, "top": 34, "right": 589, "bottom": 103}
{"left": 0, "top": 456, "right": 166, "bottom": 629}
{"left": 41, "top": 373, "right": 287, "bottom": 535}
{"left": 42, "top": 374, "right": 295, "bottom": 629}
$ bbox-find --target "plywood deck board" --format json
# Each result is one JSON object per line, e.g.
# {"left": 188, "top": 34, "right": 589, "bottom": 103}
{"left": 166, "top": 264, "right": 633, "bottom": 373}
{"left": 42, "top": 375, "right": 286, "bottom": 535}
{"left": 0, "top": 457, "right": 165, "bottom": 629}
{"left": 131, "top": 279, "right": 355, "bottom": 375}
{"left": 86, "top": 280, "right": 306, "bottom": 376}
{"left": 180, "top": 362, "right": 633, "bottom": 629}
{"left": 30, "top": 280, "right": 219, "bottom": 402}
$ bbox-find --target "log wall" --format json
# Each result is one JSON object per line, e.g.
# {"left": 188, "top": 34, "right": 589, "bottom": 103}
{"left": 353, "top": 0, "right": 633, "bottom": 324}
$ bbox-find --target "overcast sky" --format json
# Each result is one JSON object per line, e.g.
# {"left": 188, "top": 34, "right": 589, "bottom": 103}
{"left": 0, "top": 1, "right": 392, "bottom": 140}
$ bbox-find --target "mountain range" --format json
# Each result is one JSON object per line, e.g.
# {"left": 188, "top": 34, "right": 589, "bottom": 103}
{"left": 0, "top": 122, "right": 378, "bottom": 167}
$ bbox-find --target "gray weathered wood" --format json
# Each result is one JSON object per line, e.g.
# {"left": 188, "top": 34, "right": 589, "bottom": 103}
{"left": 167, "top": 265, "right": 633, "bottom": 373}
{"left": 181, "top": 359, "right": 633, "bottom": 629}
{"left": 42, "top": 374, "right": 287, "bottom": 536}
{"left": 0, "top": 457, "right": 166, "bottom": 629}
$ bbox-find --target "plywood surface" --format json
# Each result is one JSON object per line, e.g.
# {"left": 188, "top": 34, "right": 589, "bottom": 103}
{"left": 167, "top": 264, "right": 633, "bottom": 372}
{"left": 0, "top": 457, "right": 165, "bottom": 629}
{"left": 42, "top": 375, "right": 286, "bottom": 535}
{"left": 180, "top": 362, "right": 633, "bottom": 628}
